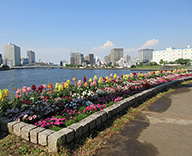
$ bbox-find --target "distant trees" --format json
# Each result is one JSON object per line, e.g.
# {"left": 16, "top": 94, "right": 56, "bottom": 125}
{"left": 175, "top": 58, "right": 191, "bottom": 66}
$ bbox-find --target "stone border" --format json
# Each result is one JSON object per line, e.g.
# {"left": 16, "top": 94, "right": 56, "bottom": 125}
{"left": 1, "top": 76, "right": 192, "bottom": 152}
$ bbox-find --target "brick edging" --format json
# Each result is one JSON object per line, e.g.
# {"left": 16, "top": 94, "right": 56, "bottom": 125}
{"left": 1, "top": 76, "right": 192, "bottom": 152}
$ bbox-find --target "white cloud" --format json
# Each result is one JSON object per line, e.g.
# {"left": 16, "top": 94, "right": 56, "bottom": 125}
{"left": 92, "top": 40, "right": 115, "bottom": 51}
{"left": 139, "top": 39, "right": 159, "bottom": 49}
{"left": 124, "top": 39, "right": 159, "bottom": 55}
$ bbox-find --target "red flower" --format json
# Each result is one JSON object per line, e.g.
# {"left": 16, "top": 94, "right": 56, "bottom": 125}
{"left": 83, "top": 76, "right": 86, "bottom": 83}
{"left": 22, "top": 99, "right": 25, "bottom": 104}
{"left": 133, "top": 72, "right": 137, "bottom": 76}
{"left": 32, "top": 84, "right": 36, "bottom": 91}
{"left": 121, "top": 74, "right": 123, "bottom": 78}
{"left": 27, "top": 101, "right": 32, "bottom": 104}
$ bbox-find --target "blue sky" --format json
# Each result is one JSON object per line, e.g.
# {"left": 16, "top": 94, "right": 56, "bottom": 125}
{"left": 0, "top": 0, "right": 192, "bottom": 63}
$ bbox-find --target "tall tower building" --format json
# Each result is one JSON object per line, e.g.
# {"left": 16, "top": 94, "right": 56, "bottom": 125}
{"left": 3, "top": 43, "right": 21, "bottom": 66}
{"left": 88, "top": 54, "right": 94, "bottom": 65}
{"left": 110, "top": 48, "right": 123, "bottom": 65}
{"left": 104, "top": 55, "right": 110, "bottom": 64}
{"left": 138, "top": 49, "right": 153, "bottom": 63}
{"left": 70, "top": 52, "right": 84, "bottom": 66}
{"left": 27, "top": 50, "right": 35, "bottom": 64}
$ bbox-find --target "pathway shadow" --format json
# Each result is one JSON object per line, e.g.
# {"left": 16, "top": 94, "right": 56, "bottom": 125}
{"left": 94, "top": 113, "right": 159, "bottom": 156}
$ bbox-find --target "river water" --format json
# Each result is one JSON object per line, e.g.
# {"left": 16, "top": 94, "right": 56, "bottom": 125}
{"left": 0, "top": 68, "right": 147, "bottom": 95}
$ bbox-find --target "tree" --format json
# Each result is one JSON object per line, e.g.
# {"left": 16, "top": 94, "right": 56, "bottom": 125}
{"left": 131, "top": 65, "right": 136, "bottom": 68}
{"left": 159, "top": 59, "right": 164, "bottom": 65}
{"left": 138, "top": 62, "right": 143, "bottom": 67}
{"left": 175, "top": 58, "right": 191, "bottom": 66}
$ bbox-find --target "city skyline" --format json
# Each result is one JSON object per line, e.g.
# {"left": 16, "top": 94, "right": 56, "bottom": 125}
{"left": 0, "top": 0, "right": 191, "bottom": 63}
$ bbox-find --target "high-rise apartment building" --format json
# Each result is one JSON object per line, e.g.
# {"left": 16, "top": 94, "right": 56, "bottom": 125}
{"left": 104, "top": 55, "right": 110, "bottom": 64}
{"left": 110, "top": 48, "right": 123, "bottom": 65}
{"left": 152, "top": 45, "right": 192, "bottom": 63}
{"left": 138, "top": 49, "right": 154, "bottom": 63}
{"left": 70, "top": 52, "right": 84, "bottom": 66}
{"left": 88, "top": 54, "right": 94, "bottom": 65}
{"left": 27, "top": 50, "right": 35, "bottom": 64}
{"left": 3, "top": 43, "right": 21, "bottom": 66}
{"left": 124, "top": 54, "right": 131, "bottom": 63}
{"left": 84, "top": 56, "right": 88, "bottom": 61}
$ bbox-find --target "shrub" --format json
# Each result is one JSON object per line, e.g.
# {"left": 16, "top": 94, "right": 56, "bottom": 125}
{"left": 65, "top": 120, "right": 76, "bottom": 127}
{"left": 74, "top": 113, "right": 88, "bottom": 122}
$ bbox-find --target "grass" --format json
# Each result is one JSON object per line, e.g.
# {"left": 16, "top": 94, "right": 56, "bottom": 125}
{"left": 0, "top": 80, "right": 191, "bottom": 156}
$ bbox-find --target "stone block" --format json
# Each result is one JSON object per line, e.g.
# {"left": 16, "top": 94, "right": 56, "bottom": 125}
{"left": 48, "top": 131, "right": 65, "bottom": 153}
{"left": 13, "top": 122, "right": 28, "bottom": 136}
{"left": 103, "top": 107, "right": 113, "bottom": 119}
{"left": 30, "top": 127, "right": 45, "bottom": 144}
{"left": 89, "top": 111, "right": 103, "bottom": 127}
{"left": 79, "top": 117, "right": 96, "bottom": 133}
{"left": 0, "top": 118, "right": 13, "bottom": 132}
{"left": 68, "top": 123, "right": 82, "bottom": 139}
{"left": 7, "top": 121, "right": 19, "bottom": 133}
{"left": 58, "top": 128, "right": 74, "bottom": 143}
{"left": 21, "top": 124, "right": 37, "bottom": 141}
{"left": 38, "top": 129, "right": 55, "bottom": 146}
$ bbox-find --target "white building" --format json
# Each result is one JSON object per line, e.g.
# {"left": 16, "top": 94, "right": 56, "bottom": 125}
{"left": 21, "top": 57, "right": 29, "bottom": 65}
{"left": 124, "top": 54, "right": 131, "bottom": 63}
{"left": 116, "top": 57, "right": 125, "bottom": 67}
{"left": 152, "top": 45, "right": 192, "bottom": 63}
{"left": 3, "top": 43, "right": 21, "bottom": 66}
{"left": 138, "top": 49, "right": 154, "bottom": 63}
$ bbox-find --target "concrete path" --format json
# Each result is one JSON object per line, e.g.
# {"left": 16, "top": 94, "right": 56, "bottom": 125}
{"left": 94, "top": 83, "right": 192, "bottom": 156}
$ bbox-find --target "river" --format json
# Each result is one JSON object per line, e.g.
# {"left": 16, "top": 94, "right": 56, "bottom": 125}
{"left": 0, "top": 68, "right": 147, "bottom": 95}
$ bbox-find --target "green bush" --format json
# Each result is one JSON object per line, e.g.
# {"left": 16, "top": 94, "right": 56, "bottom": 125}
{"left": 78, "top": 106, "right": 86, "bottom": 112}
{"left": 74, "top": 113, "right": 88, "bottom": 122}
{"left": 50, "top": 126, "right": 62, "bottom": 131}
{"left": 65, "top": 120, "right": 76, "bottom": 127}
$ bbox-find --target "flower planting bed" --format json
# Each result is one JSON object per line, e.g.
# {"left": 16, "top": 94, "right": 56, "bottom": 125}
{"left": 1, "top": 70, "right": 192, "bottom": 152}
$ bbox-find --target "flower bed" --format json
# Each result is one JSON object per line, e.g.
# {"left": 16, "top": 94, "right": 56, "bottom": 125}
{"left": 0, "top": 69, "right": 192, "bottom": 132}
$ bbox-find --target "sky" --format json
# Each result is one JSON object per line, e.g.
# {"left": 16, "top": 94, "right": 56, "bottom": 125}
{"left": 0, "top": 0, "right": 192, "bottom": 64}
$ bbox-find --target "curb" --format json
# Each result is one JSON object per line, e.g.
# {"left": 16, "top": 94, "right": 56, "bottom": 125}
{"left": 1, "top": 76, "right": 192, "bottom": 152}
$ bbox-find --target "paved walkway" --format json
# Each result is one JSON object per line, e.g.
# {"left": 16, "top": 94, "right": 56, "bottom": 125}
{"left": 94, "top": 83, "right": 192, "bottom": 156}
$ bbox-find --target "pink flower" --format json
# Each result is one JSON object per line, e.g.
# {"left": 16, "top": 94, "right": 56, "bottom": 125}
{"left": 28, "top": 116, "right": 33, "bottom": 120}
{"left": 27, "top": 87, "right": 31, "bottom": 92}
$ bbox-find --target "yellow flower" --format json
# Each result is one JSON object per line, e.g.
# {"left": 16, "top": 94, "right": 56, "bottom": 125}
{"left": 107, "top": 78, "right": 112, "bottom": 83}
{"left": 4, "top": 89, "right": 9, "bottom": 98}
{"left": 94, "top": 75, "right": 98, "bottom": 80}
{"left": 55, "top": 83, "right": 59, "bottom": 89}
{"left": 106, "top": 76, "right": 109, "bottom": 80}
{"left": 113, "top": 73, "right": 117, "bottom": 79}
{"left": 123, "top": 75, "right": 126, "bottom": 79}
{"left": 72, "top": 77, "right": 76, "bottom": 81}
{"left": 98, "top": 77, "right": 103, "bottom": 83}
{"left": 130, "top": 73, "right": 133, "bottom": 76}
{"left": 58, "top": 84, "right": 63, "bottom": 91}
{"left": 66, "top": 80, "right": 71, "bottom": 86}
{"left": 65, "top": 83, "right": 69, "bottom": 89}
{"left": 89, "top": 78, "right": 92, "bottom": 83}
{"left": 0, "top": 90, "right": 3, "bottom": 100}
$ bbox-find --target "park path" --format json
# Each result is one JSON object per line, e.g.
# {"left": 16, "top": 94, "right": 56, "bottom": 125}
{"left": 94, "top": 83, "right": 192, "bottom": 156}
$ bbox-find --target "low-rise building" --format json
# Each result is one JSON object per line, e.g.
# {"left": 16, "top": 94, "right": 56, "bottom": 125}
{"left": 152, "top": 45, "right": 192, "bottom": 63}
